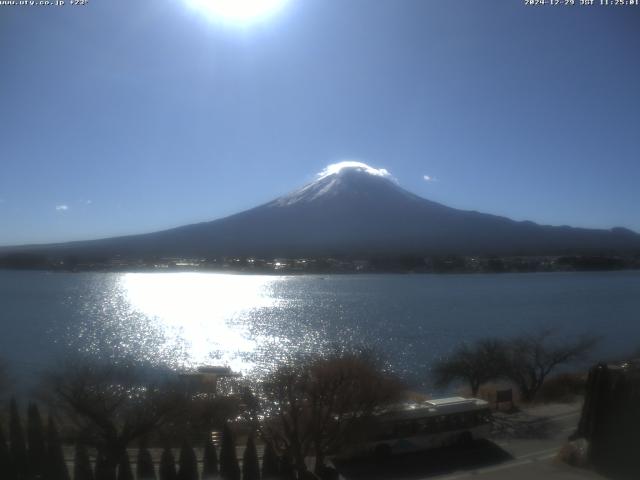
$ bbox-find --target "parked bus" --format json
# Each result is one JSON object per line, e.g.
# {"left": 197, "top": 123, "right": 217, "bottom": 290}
{"left": 341, "top": 396, "right": 492, "bottom": 458}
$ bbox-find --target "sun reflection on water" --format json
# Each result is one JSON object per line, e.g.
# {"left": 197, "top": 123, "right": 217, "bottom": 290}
{"left": 120, "top": 273, "right": 284, "bottom": 372}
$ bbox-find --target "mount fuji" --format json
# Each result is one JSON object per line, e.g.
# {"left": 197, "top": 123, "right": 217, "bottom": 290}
{"left": 5, "top": 162, "right": 640, "bottom": 259}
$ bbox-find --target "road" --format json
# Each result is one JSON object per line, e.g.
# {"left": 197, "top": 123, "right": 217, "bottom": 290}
{"left": 334, "top": 401, "right": 607, "bottom": 480}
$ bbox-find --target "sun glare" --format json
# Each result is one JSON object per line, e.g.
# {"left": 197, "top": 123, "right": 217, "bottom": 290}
{"left": 120, "top": 272, "right": 283, "bottom": 372}
{"left": 184, "top": 0, "right": 289, "bottom": 24}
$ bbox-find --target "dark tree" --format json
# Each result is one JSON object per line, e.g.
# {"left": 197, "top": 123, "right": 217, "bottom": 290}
{"left": 136, "top": 441, "right": 156, "bottom": 480}
{"left": 249, "top": 352, "right": 403, "bottom": 475}
{"left": 219, "top": 424, "right": 240, "bottom": 480}
{"left": 504, "top": 331, "right": 598, "bottom": 402}
{"left": 95, "top": 450, "right": 115, "bottom": 480}
{"left": 117, "top": 451, "right": 134, "bottom": 480}
{"left": 433, "top": 339, "right": 507, "bottom": 396}
{"left": 44, "top": 361, "right": 183, "bottom": 478}
{"left": 46, "top": 417, "right": 70, "bottom": 480}
{"left": 0, "top": 358, "right": 9, "bottom": 397}
{"left": 278, "top": 455, "right": 295, "bottom": 480}
{"left": 73, "top": 443, "right": 94, "bottom": 480}
{"left": 183, "top": 393, "right": 244, "bottom": 443}
{"left": 159, "top": 448, "right": 177, "bottom": 480}
{"left": 0, "top": 422, "right": 13, "bottom": 480}
{"left": 260, "top": 442, "right": 279, "bottom": 480}
{"left": 27, "top": 403, "right": 47, "bottom": 480}
{"left": 242, "top": 436, "right": 260, "bottom": 480}
{"left": 177, "top": 441, "right": 198, "bottom": 480}
{"left": 201, "top": 436, "right": 218, "bottom": 480}
{"left": 9, "top": 398, "right": 28, "bottom": 480}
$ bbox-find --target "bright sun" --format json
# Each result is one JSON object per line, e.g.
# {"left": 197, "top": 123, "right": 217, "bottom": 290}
{"left": 184, "top": 0, "right": 289, "bottom": 24}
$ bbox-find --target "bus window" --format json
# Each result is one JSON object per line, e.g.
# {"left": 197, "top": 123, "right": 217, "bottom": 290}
{"left": 375, "top": 422, "right": 395, "bottom": 441}
{"left": 416, "top": 418, "right": 433, "bottom": 433}
{"left": 447, "top": 414, "right": 461, "bottom": 429}
{"left": 434, "top": 415, "right": 446, "bottom": 433}
{"left": 394, "top": 421, "right": 415, "bottom": 437}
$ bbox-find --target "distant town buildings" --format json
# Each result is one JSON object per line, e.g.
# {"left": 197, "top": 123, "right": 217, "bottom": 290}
{"left": 1, "top": 251, "right": 638, "bottom": 274}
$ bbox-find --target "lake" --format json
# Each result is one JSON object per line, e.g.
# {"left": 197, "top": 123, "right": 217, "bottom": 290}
{"left": 1, "top": 270, "right": 639, "bottom": 389}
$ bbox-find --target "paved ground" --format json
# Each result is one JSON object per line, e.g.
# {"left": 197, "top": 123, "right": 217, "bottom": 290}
{"left": 334, "top": 401, "right": 608, "bottom": 480}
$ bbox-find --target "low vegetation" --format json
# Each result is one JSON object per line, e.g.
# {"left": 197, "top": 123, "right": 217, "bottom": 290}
{"left": 433, "top": 330, "right": 598, "bottom": 402}
{"left": 0, "top": 351, "right": 402, "bottom": 480}
{"left": 536, "top": 373, "right": 587, "bottom": 404}
{"left": 243, "top": 352, "right": 404, "bottom": 476}
{"left": 0, "top": 332, "right": 599, "bottom": 479}
{"left": 40, "top": 361, "right": 184, "bottom": 476}
{"left": 433, "top": 339, "right": 506, "bottom": 397}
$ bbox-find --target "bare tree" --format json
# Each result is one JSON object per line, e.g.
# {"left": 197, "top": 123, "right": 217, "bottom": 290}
{"left": 504, "top": 331, "right": 598, "bottom": 402}
{"left": 42, "top": 360, "right": 184, "bottom": 477}
{"left": 248, "top": 361, "right": 309, "bottom": 475}
{"left": 306, "top": 352, "right": 404, "bottom": 471}
{"left": 433, "top": 339, "right": 507, "bottom": 396}
{"left": 246, "top": 351, "right": 404, "bottom": 476}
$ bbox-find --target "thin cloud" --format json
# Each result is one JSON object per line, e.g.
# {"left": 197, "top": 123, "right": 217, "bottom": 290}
{"left": 318, "top": 161, "right": 392, "bottom": 179}
{"left": 55, "top": 204, "right": 69, "bottom": 211}
{"left": 317, "top": 161, "right": 400, "bottom": 184}
{"left": 423, "top": 175, "right": 438, "bottom": 182}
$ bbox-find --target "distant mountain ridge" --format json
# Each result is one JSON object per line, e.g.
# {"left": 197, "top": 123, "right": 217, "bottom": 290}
{"left": 3, "top": 162, "right": 640, "bottom": 259}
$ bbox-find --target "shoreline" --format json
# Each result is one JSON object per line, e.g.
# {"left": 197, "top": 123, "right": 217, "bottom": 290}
{"left": 1, "top": 265, "right": 639, "bottom": 275}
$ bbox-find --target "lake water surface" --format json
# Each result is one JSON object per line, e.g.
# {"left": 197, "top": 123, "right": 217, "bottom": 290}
{"left": 1, "top": 270, "right": 639, "bottom": 388}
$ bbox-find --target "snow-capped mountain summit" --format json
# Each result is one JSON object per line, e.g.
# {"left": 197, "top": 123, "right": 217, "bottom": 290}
{"left": 4, "top": 162, "right": 640, "bottom": 259}
{"left": 271, "top": 161, "right": 416, "bottom": 207}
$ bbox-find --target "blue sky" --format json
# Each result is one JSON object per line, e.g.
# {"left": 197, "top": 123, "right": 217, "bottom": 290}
{"left": 1, "top": 0, "right": 639, "bottom": 246}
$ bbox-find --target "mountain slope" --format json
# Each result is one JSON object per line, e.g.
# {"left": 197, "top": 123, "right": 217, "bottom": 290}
{"left": 4, "top": 163, "right": 640, "bottom": 259}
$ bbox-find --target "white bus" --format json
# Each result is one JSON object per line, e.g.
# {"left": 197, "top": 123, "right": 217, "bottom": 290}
{"left": 341, "top": 396, "right": 492, "bottom": 459}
